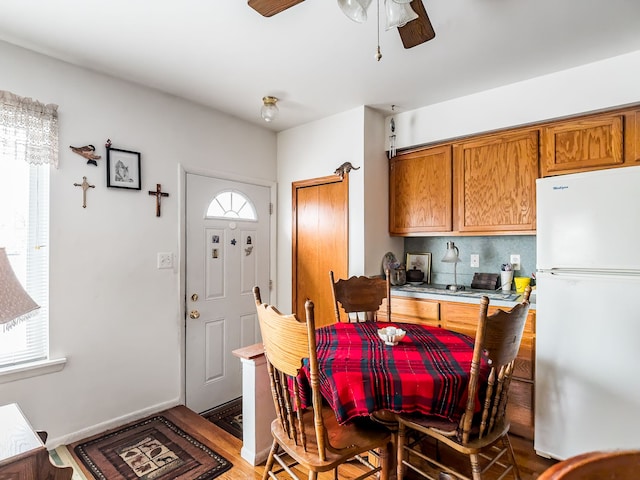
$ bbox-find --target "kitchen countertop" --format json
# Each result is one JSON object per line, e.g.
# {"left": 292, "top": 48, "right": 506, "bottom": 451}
{"left": 390, "top": 283, "right": 535, "bottom": 309}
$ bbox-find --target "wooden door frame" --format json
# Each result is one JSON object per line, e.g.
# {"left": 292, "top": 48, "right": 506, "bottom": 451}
{"left": 291, "top": 174, "right": 348, "bottom": 316}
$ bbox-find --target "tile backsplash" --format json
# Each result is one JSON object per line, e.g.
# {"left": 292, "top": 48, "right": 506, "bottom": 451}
{"left": 403, "top": 235, "right": 536, "bottom": 287}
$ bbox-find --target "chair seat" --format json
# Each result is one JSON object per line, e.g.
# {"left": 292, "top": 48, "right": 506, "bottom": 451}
{"left": 272, "top": 406, "right": 392, "bottom": 472}
{"left": 398, "top": 414, "right": 511, "bottom": 453}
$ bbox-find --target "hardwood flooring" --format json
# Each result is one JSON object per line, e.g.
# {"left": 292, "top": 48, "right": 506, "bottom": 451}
{"left": 67, "top": 405, "right": 558, "bottom": 479}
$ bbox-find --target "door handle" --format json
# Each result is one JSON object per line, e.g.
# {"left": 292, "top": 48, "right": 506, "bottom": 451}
{"left": 189, "top": 310, "right": 200, "bottom": 319}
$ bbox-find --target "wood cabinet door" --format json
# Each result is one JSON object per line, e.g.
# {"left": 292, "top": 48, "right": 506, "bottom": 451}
{"left": 540, "top": 112, "right": 624, "bottom": 176}
{"left": 453, "top": 130, "right": 538, "bottom": 233}
{"left": 630, "top": 109, "right": 640, "bottom": 165}
{"left": 381, "top": 296, "right": 440, "bottom": 327}
{"left": 389, "top": 145, "right": 452, "bottom": 235}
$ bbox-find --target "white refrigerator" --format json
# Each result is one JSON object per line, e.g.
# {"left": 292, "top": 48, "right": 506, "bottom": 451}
{"left": 535, "top": 166, "right": 640, "bottom": 460}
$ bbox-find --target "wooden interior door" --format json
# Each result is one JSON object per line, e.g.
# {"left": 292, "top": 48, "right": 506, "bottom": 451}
{"left": 292, "top": 175, "right": 348, "bottom": 328}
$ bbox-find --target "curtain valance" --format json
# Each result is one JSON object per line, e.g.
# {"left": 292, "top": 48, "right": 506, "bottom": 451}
{"left": 0, "top": 90, "right": 59, "bottom": 168}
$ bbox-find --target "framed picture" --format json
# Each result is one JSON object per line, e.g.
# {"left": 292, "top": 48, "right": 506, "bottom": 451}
{"left": 406, "top": 252, "right": 432, "bottom": 283}
{"left": 106, "top": 147, "right": 141, "bottom": 190}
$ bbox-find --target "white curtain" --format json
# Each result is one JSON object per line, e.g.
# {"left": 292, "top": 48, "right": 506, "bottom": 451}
{"left": 0, "top": 90, "right": 58, "bottom": 168}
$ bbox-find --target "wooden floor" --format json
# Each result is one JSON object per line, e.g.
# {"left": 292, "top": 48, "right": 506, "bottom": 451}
{"left": 68, "top": 405, "right": 558, "bottom": 480}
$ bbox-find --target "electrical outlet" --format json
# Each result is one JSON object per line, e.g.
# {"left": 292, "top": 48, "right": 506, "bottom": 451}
{"left": 510, "top": 254, "right": 521, "bottom": 271}
{"left": 470, "top": 254, "right": 480, "bottom": 268}
{"left": 157, "top": 252, "right": 173, "bottom": 269}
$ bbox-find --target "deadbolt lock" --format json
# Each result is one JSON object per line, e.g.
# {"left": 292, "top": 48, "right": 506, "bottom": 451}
{"left": 191, "top": 293, "right": 199, "bottom": 302}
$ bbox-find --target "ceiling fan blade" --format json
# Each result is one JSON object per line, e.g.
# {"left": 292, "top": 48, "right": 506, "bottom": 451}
{"left": 248, "top": 0, "right": 305, "bottom": 17}
{"left": 398, "top": 0, "right": 436, "bottom": 49}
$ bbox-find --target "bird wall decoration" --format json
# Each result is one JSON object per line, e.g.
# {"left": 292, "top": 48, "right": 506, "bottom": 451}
{"left": 70, "top": 144, "right": 102, "bottom": 166}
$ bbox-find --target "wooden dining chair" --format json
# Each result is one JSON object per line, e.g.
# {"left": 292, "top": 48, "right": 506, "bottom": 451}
{"left": 538, "top": 450, "right": 640, "bottom": 479}
{"left": 396, "top": 286, "right": 532, "bottom": 480}
{"left": 329, "top": 270, "right": 391, "bottom": 323}
{"left": 253, "top": 286, "right": 392, "bottom": 480}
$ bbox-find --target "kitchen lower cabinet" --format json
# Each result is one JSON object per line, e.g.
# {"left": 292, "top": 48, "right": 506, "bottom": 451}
{"left": 380, "top": 296, "right": 440, "bottom": 327}
{"left": 384, "top": 295, "right": 536, "bottom": 440}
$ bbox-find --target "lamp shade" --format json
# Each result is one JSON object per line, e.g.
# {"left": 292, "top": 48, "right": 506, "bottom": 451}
{"left": 261, "top": 96, "right": 279, "bottom": 123}
{"left": 441, "top": 241, "right": 460, "bottom": 263}
{"left": 0, "top": 247, "right": 39, "bottom": 330}
{"left": 384, "top": 0, "right": 418, "bottom": 30}
{"left": 337, "top": 0, "right": 372, "bottom": 23}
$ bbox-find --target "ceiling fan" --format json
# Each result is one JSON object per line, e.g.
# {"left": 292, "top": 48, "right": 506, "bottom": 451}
{"left": 247, "top": 0, "right": 435, "bottom": 49}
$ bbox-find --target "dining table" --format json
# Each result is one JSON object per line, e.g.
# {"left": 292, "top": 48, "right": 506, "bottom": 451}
{"left": 298, "top": 320, "right": 489, "bottom": 426}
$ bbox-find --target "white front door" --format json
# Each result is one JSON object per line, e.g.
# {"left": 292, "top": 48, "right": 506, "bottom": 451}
{"left": 185, "top": 173, "right": 270, "bottom": 413}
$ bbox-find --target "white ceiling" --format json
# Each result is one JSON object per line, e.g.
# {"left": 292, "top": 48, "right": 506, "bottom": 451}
{"left": 1, "top": 0, "right": 640, "bottom": 132}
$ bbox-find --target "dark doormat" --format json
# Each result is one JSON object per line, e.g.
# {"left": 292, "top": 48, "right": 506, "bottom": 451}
{"left": 201, "top": 397, "right": 243, "bottom": 440}
{"left": 71, "top": 415, "right": 232, "bottom": 479}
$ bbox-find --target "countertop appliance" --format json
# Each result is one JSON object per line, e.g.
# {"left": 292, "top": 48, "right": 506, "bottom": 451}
{"left": 535, "top": 166, "right": 640, "bottom": 460}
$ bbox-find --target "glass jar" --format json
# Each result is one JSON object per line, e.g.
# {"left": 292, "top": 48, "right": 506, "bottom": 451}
{"left": 389, "top": 266, "right": 406, "bottom": 285}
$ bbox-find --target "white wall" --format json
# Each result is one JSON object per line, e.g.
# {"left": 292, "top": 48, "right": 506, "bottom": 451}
{"left": 389, "top": 50, "right": 640, "bottom": 150}
{"left": 276, "top": 107, "right": 402, "bottom": 313}
{"left": 0, "top": 41, "right": 276, "bottom": 446}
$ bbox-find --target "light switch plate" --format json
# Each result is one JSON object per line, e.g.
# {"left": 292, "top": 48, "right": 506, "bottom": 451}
{"left": 470, "top": 254, "right": 480, "bottom": 268}
{"left": 157, "top": 252, "right": 173, "bottom": 269}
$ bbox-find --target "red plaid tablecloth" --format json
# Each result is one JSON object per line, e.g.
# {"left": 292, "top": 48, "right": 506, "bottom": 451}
{"left": 299, "top": 321, "right": 487, "bottom": 425}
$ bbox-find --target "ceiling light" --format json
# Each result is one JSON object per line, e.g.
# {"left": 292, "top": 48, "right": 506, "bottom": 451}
{"left": 261, "top": 96, "right": 279, "bottom": 123}
{"left": 384, "top": 0, "right": 418, "bottom": 30}
{"left": 337, "top": 0, "right": 372, "bottom": 23}
{"left": 339, "top": 0, "right": 417, "bottom": 27}
{"left": 338, "top": 0, "right": 418, "bottom": 61}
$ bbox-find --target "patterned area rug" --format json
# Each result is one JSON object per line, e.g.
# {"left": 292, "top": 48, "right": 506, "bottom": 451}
{"left": 201, "top": 398, "right": 242, "bottom": 440}
{"left": 72, "top": 415, "right": 232, "bottom": 480}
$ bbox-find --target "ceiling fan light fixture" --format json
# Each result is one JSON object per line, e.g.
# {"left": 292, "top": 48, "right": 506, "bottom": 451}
{"left": 337, "top": 0, "right": 372, "bottom": 23}
{"left": 261, "top": 96, "right": 279, "bottom": 122}
{"left": 384, "top": 0, "right": 418, "bottom": 30}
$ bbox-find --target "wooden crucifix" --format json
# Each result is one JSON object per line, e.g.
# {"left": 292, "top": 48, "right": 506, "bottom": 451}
{"left": 148, "top": 183, "right": 169, "bottom": 217}
{"left": 73, "top": 176, "right": 95, "bottom": 208}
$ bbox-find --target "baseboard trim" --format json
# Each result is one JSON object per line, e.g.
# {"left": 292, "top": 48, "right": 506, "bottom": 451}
{"left": 47, "top": 399, "right": 180, "bottom": 448}
{"left": 241, "top": 443, "right": 272, "bottom": 466}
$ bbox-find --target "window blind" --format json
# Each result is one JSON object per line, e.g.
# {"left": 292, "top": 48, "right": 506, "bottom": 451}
{"left": 0, "top": 163, "right": 49, "bottom": 367}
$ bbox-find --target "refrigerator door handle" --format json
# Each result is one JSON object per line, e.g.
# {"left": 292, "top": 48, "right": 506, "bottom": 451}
{"left": 542, "top": 268, "right": 640, "bottom": 278}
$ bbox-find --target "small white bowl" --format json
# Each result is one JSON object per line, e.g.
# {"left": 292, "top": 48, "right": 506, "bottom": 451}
{"left": 378, "top": 326, "right": 406, "bottom": 346}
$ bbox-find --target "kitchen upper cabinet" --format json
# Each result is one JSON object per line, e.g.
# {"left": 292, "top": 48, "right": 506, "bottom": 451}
{"left": 389, "top": 145, "right": 452, "bottom": 235}
{"left": 452, "top": 129, "right": 539, "bottom": 233}
{"left": 540, "top": 111, "right": 625, "bottom": 176}
{"left": 388, "top": 104, "right": 640, "bottom": 236}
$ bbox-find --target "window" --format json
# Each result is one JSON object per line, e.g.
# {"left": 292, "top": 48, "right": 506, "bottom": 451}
{"left": 0, "top": 91, "right": 57, "bottom": 369}
{"left": 206, "top": 190, "right": 257, "bottom": 220}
